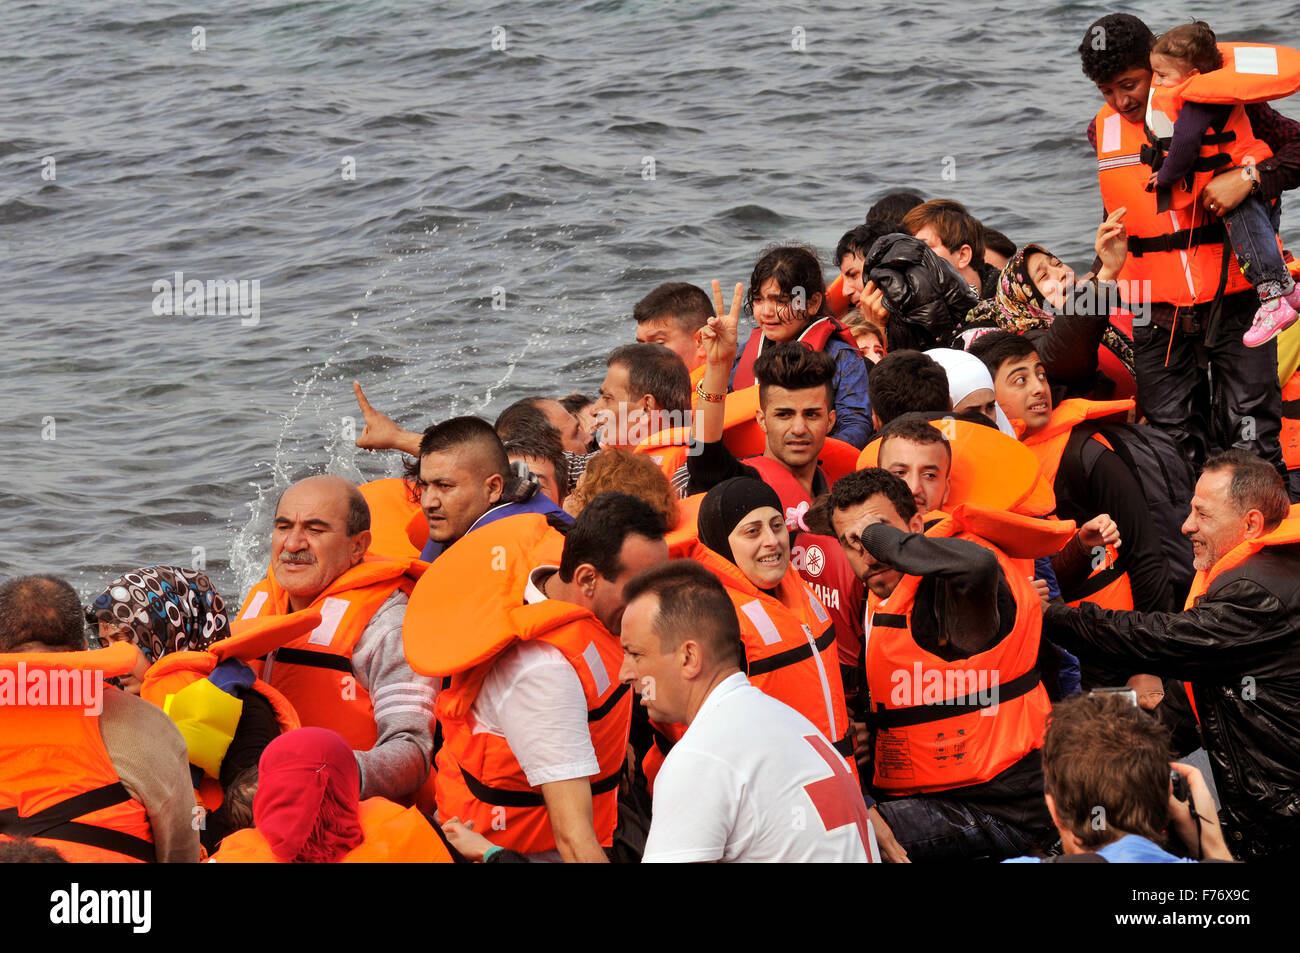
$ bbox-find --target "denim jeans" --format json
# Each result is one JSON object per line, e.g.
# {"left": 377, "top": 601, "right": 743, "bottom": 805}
{"left": 1224, "top": 194, "right": 1293, "bottom": 300}
{"left": 873, "top": 796, "right": 1050, "bottom": 862}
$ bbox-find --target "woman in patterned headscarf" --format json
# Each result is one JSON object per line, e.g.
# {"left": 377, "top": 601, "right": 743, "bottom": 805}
{"left": 957, "top": 211, "right": 1137, "bottom": 402}
{"left": 85, "top": 566, "right": 231, "bottom": 692}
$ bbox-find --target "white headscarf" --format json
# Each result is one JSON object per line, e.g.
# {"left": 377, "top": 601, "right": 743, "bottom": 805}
{"left": 925, "top": 348, "right": 1016, "bottom": 437}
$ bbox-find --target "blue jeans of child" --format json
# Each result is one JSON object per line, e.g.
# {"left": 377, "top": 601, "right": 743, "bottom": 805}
{"left": 1224, "top": 194, "right": 1293, "bottom": 300}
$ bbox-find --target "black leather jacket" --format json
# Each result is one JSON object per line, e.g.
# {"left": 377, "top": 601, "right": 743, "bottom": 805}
{"left": 1044, "top": 541, "right": 1300, "bottom": 860}
{"left": 864, "top": 234, "right": 978, "bottom": 351}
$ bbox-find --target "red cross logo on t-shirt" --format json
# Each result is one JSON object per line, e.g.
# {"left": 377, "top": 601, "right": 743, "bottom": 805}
{"left": 802, "top": 734, "right": 876, "bottom": 860}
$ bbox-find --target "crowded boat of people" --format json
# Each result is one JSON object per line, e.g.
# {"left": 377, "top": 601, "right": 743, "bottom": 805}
{"left": 3, "top": 15, "right": 1300, "bottom": 865}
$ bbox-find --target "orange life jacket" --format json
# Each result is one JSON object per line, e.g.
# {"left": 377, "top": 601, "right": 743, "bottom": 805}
{"left": 644, "top": 541, "right": 853, "bottom": 786}
{"left": 865, "top": 514, "right": 1051, "bottom": 796}
{"left": 1282, "top": 371, "right": 1300, "bottom": 471}
{"left": 238, "top": 557, "right": 423, "bottom": 751}
{"left": 816, "top": 437, "right": 865, "bottom": 485}
{"left": 859, "top": 416, "right": 1059, "bottom": 517}
{"left": 631, "top": 432, "right": 690, "bottom": 485}
{"left": 0, "top": 643, "right": 157, "bottom": 862}
{"left": 1180, "top": 507, "right": 1300, "bottom": 722}
{"left": 1021, "top": 399, "right": 1135, "bottom": 489}
{"left": 1142, "top": 44, "right": 1295, "bottom": 212}
{"left": 630, "top": 383, "right": 770, "bottom": 484}
{"left": 825, "top": 273, "right": 852, "bottom": 318}
{"left": 208, "top": 796, "right": 452, "bottom": 863}
{"left": 641, "top": 385, "right": 773, "bottom": 475}
{"left": 1096, "top": 69, "right": 1280, "bottom": 308}
{"left": 744, "top": 453, "right": 866, "bottom": 668}
{"left": 404, "top": 514, "right": 630, "bottom": 855}
{"left": 141, "top": 610, "right": 316, "bottom": 809}
{"left": 665, "top": 493, "right": 705, "bottom": 558}
{"left": 733, "top": 316, "right": 860, "bottom": 390}
{"left": 358, "top": 478, "right": 424, "bottom": 560}
{"left": 1021, "top": 399, "right": 1136, "bottom": 610}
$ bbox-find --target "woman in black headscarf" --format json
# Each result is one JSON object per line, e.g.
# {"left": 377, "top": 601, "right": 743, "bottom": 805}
{"left": 679, "top": 477, "right": 852, "bottom": 757}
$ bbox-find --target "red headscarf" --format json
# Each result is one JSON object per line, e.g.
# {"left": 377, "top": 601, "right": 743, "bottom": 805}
{"left": 253, "top": 727, "right": 364, "bottom": 863}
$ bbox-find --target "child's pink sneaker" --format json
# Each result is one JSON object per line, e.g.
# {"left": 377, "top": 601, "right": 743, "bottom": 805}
{"left": 1244, "top": 297, "right": 1299, "bottom": 348}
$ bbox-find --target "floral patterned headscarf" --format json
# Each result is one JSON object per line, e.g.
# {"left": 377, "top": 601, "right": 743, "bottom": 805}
{"left": 968, "top": 244, "right": 1059, "bottom": 332}
{"left": 964, "top": 244, "right": 1134, "bottom": 370}
{"left": 85, "top": 566, "right": 230, "bottom": 661}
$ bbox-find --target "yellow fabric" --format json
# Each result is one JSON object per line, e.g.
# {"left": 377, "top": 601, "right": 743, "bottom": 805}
{"left": 1277, "top": 320, "right": 1300, "bottom": 386}
{"left": 163, "top": 678, "right": 244, "bottom": 778}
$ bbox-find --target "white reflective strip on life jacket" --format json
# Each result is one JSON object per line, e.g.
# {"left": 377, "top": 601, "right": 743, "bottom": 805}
{"left": 1098, "top": 154, "right": 1142, "bottom": 170}
{"left": 1169, "top": 209, "right": 1200, "bottom": 301}
{"left": 1145, "top": 90, "right": 1174, "bottom": 140}
{"left": 802, "top": 623, "right": 838, "bottom": 741}
{"left": 241, "top": 590, "right": 269, "bottom": 620}
{"left": 307, "top": 596, "right": 350, "bottom": 647}
{"left": 740, "top": 600, "right": 782, "bottom": 646}
{"left": 809, "top": 591, "right": 829, "bottom": 625}
{"left": 1236, "top": 46, "right": 1279, "bottom": 76}
{"left": 1101, "top": 112, "right": 1122, "bottom": 153}
{"left": 581, "top": 641, "right": 611, "bottom": 698}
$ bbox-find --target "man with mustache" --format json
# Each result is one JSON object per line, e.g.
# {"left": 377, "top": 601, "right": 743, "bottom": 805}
{"left": 1044, "top": 451, "right": 1300, "bottom": 860}
{"left": 238, "top": 474, "right": 437, "bottom": 803}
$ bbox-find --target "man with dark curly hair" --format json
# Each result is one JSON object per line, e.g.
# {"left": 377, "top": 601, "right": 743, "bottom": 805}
{"left": 1078, "top": 14, "right": 1300, "bottom": 500}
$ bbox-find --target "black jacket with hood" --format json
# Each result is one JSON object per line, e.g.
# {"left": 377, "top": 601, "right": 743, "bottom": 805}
{"left": 865, "top": 233, "right": 978, "bottom": 352}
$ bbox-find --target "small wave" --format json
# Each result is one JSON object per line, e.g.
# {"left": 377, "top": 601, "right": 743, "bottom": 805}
{"left": 0, "top": 198, "right": 54, "bottom": 224}
{"left": 712, "top": 203, "right": 788, "bottom": 227}
{"left": 361, "top": 112, "right": 437, "bottom": 130}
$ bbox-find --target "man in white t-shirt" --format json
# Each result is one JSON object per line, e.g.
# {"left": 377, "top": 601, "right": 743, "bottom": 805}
{"left": 424, "top": 492, "right": 669, "bottom": 862}
{"left": 619, "top": 561, "right": 878, "bottom": 863}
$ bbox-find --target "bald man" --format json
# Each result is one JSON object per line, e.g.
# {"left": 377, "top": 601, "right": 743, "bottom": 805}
{"left": 238, "top": 474, "right": 437, "bottom": 802}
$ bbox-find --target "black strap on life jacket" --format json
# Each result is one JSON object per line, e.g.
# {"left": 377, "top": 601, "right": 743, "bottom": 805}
{"left": 0, "top": 782, "right": 156, "bottom": 862}
{"left": 460, "top": 766, "right": 622, "bottom": 808}
{"left": 1143, "top": 128, "right": 1235, "bottom": 152}
{"left": 1127, "top": 221, "right": 1227, "bottom": 257}
{"left": 871, "top": 612, "right": 909, "bottom": 629}
{"left": 587, "top": 682, "right": 630, "bottom": 723}
{"left": 1067, "top": 562, "right": 1127, "bottom": 601}
{"left": 872, "top": 668, "right": 1042, "bottom": 729}
{"left": 1202, "top": 227, "right": 1236, "bottom": 345}
{"left": 257, "top": 647, "right": 353, "bottom": 674}
{"left": 1141, "top": 126, "right": 1236, "bottom": 214}
{"left": 1191, "top": 152, "right": 1233, "bottom": 174}
{"left": 745, "top": 625, "right": 837, "bottom": 677}
{"left": 832, "top": 731, "right": 855, "bottom": 759}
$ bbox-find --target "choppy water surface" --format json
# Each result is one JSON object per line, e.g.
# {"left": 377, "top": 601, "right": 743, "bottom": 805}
{"left": 1, "top": 0, "right": 1294, "bottom": 601}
